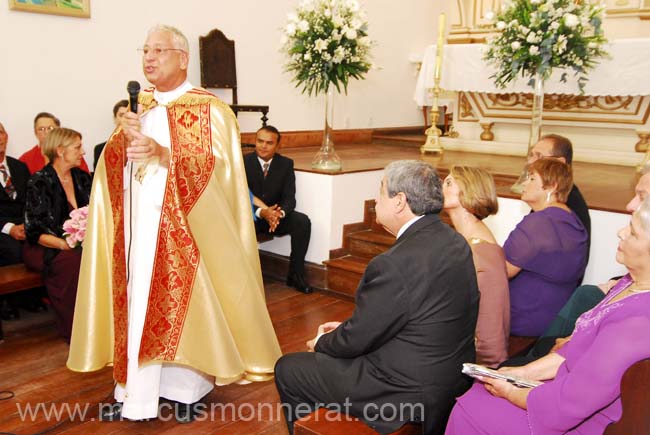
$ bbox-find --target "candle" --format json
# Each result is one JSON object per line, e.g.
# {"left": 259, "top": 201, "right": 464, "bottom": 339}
{"left": 434, "top": 13, "right": 446, "bottom": 81}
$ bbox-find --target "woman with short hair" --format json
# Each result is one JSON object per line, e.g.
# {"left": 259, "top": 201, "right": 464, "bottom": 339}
{"left": 23, "top": 127, "right": 91, "bottom": 342}
{"left": 505, "top": 159, "right": 588, "bottom": 337}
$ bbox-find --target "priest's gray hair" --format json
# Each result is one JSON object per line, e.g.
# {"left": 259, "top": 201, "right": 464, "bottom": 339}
{"left": 148, "top": 25, "right": 189, "bottom": 53}
{"left": 384, "top": 160, "right": 443, "bottom": 215}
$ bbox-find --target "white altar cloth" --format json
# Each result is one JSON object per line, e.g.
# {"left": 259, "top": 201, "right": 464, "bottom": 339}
{"left": 414, "top": 38, "right": 650, "bottom": 106}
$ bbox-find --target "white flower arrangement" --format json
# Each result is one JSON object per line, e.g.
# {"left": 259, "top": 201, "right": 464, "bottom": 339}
{"left": 484, "top": 0, "right": 608, "bottom": 93}
{"left": 282, "top": 0, "right": 373, "bottom": 96}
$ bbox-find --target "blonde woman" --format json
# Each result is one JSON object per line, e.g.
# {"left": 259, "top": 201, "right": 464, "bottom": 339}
{"left": 23, "top": 127, "right": 90, "bottom": 341}
{"left": 443, "top": 166, "right": 509, "bottom": 367}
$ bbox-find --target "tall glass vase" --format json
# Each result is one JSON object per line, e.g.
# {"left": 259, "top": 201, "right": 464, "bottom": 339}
{"left": 510, "top": 73, "right": 545, "bottom": 193}
{"left": 311, "top": 86, "right": 342, "bottom": 171}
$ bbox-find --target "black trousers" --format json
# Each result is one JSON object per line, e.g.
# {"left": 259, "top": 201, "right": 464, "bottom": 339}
{"left": 255, "top": 211, "right": 311, "bottom": 275}
{"left": 274, "top": 352, "right": 341, "bottom": 435}
{"left": 0, "top": 233, "right": 22, "bottom": 266}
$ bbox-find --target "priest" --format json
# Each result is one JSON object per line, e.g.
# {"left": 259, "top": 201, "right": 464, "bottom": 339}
{"left": 67, "top": 24, "right": 281, "bottom": 423}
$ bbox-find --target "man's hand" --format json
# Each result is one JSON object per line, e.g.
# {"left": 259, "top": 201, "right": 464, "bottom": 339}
{"left": 550, "top": 336, "right": 571, "bottom": 353}
{"left": 9, "top": 224, "right": 25, "bottom": 241}
{"left": 120, "top": 109, "right": 141, "bottom": 141}
{"left": 260, "top": 205, "right": 283, "bottom": 232}
{"left": 598, "top": 279, "right": 618, "bottom": 294}
{"left": 306, "top": 321, "right": 342, "bottom": 352}
{"left": 121, "top": 107, "right": 170, "bottom": 167}
{"left": 126, "top": 130, "right": 169, "bottom": 166}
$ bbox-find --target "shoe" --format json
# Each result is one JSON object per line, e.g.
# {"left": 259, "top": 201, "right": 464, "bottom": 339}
{"left": 22, "top": 300, "right": 47, "bottom": 313}
{"left": 99, "top": 402, "right": 123, "bottom": 422}
{"left": 174, "top": 401, "right": 203, "bottom": 424}
{"left": 0, "top": 304, "right": 19, "bottom": 321}
{"left": 286, "top": 272, "right": 313, "bottom": 294}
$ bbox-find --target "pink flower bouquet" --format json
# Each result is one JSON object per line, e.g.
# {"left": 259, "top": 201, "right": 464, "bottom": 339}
{"left": 62, "top": 205, "right": 89, "bottom": 248}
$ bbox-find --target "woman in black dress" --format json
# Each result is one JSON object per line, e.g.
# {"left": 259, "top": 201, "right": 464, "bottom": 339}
{"left": 23, "top": 127, "right": 91, "bottom": 341}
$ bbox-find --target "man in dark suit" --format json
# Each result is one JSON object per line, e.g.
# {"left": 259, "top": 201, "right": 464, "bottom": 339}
{"left": 0, "top": 121, "right": 31, "bottom": 332}
{"left": 274, "top": 160, "right": 479, "bottom": 435}
{"left": 93, "top": 99, "right": 129, "bottom": 171}
{"left": 244, "top": 125, "right": 312, "bottom": 294}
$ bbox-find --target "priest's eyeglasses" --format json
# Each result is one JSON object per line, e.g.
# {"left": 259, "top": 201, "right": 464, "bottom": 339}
{"left": 137, "top": 47, "right": 186, "bottom": 57}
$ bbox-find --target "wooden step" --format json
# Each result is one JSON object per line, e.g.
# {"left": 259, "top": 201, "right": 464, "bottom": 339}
{"left": 347, "top": 230, "right": 395, "bottom": 258}
{"left": 324, "top": 255, "right": 370, "bottom": 298}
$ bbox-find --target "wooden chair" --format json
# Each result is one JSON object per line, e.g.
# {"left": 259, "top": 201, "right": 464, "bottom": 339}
{"left": 199, "top": 28, "right": 269, "bottom": 127}
{"left": 295, "top": 408, "right": 421, "bottom": 435}
{"left": 604, "top": 358, "right": 650, "bottom": 434}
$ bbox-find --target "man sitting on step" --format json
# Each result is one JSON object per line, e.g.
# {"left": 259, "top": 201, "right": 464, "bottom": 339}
{"left": 274, "top": 160, "right": 479, "bottom": 435}
{"left": 244, "top": 125, "right": 312, "bottom": 294}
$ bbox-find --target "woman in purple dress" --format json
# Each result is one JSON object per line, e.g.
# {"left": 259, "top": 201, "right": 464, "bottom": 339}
{"left": 443, "top": 166, "right": 510, "bottom": 367}
{"left": 505, "top": 159, "right": 588, "bottom": 336}
{"left": 445, "top": 197, "right": 650, "bottom": 434}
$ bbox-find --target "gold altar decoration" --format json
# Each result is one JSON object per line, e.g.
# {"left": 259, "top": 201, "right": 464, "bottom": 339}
{"left": 458, "top": 92, "right": 650, "bottom": 125}
{"left": 421, "top": 13, "right": 446, "bottom": 154}
{"left": 479, "top": 122, "right": 495, "bottom": 141}
{"left": 636, "top": 131, "right": 650, "bottom": 172}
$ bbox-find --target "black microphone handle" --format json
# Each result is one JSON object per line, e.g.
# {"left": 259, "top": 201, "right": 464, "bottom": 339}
{"left": 127, "top": 80, "right": 141, "bottom": 114}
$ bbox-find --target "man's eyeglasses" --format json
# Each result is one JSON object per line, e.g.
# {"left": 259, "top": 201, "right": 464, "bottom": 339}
{"left": 527, "top": 151, "right": 561, "bottom": 160}
{"left": 36, "top": 126, "right": 55, "bottom": 133}
{"left": 137, "top": 47, "right": 185, "bottom": 57}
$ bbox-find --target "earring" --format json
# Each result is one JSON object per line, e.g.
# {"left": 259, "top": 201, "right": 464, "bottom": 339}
{"left": 546, "top": 191, "right": 552, "bottom": 203}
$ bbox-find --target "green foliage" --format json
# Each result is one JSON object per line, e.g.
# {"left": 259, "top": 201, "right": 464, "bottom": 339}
{"left": 282, "top": 0, "right": 373, "bottom": 96}
{"left": 484, "top": 0, "right": 608, "bottom": 93}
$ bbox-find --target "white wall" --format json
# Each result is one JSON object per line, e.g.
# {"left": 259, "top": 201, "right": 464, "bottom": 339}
{"left": 0, "top": 1, "right": 444, "bottom": 167}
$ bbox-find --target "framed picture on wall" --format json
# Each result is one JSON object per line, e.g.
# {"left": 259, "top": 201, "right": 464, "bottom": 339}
{"left": 9, "top": 0, "right": 90, "bottom": 18}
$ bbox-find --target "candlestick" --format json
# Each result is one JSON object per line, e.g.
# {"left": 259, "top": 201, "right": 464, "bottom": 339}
{"left": 421, "top": 13, "right": 446, "bottom": 155}
{"left": 434, "top": 13, "right": 445, "bottom": 81}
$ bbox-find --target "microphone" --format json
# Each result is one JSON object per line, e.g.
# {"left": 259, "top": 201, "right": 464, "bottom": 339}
{"left": 125, "top": 80, "right": 140, "bottom": 286}
{"left": 127, "top": 81, "right": 141, "bottom": 113}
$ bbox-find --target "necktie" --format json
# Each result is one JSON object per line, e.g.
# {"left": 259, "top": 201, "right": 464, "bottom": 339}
{"left": 263, "top": 162, "right": 270, "bottom": 178}
{"left": 0, "top": 164, "right": 16, "bottom": 199}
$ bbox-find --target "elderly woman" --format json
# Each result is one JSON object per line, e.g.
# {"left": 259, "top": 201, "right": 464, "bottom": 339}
{"left": 445, "top": 197, "right": 650, "bottom": 434}
{"left": 505, "top": 159, "right": 588, "bottom": 336}
{"left": 443, "top": 166, "right": 509, "bottom": 367}
{"left": 23, "top": 127, "right": 91, "bottom": 341}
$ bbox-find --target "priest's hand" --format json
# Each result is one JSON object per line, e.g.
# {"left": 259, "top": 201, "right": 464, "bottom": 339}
{"left": 9, "top": 223, "right": 25, "bottom": 241}
{"left": 120, "top": 106, "right": 142, "bottom": 141}
{"left": 126, "top": 130, "right": 170, "bottom": 167}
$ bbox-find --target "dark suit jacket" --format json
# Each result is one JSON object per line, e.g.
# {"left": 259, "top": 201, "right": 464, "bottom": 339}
{"left": 93, "top": 142, "right": 106, "bottom": 171}
{"left": 315, "top": 214, "right": 479, "bottom": 435}
{"left": 0, "top": 156, "right": 30, "bottom": 228}
{"left": 244, "top": 152, "right": 296, "bottom": 215}
{"left": 567, "top": 184, "right": 590, "bottom": 239}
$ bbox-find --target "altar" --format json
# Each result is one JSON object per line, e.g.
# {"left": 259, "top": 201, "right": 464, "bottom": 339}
{"left": 413, "top": 39, "right": 650, "bottom": 166}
